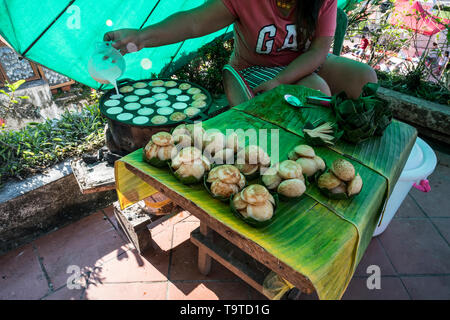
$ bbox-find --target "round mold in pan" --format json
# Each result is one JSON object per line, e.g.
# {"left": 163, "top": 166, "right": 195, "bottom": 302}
{"left": 184, "top": 107, "right": 201, "bottom": 117}
{"left": 119, "top": 85, "right": 134, "bottom": 93}
{"left": 153, "top": 93, "right": 169, "bottom": 101}
{"left": 172, "top": 102, "right": 188, "bottom": 110}
{"left": 124, "top": 95, "right": 139, "bottom": 102}
{"left": 106, "top": 106, "right": 123, "bottom": 115}
{"left": 187, "top": 87, "right": 201, "bottom": 95}
{"left": 170, "top": 112, "right": 187, "bottom": 122}
{"left": 124, "top": 102, "right": 141, "bottom": 111}
{"left": 133, "top": 82, "right": 148, "bottom": 88}
{"left": 155, "top": 100, "right": 171, "bottom": 108}
{"left": 191, "top": 100, "right": 207, "bottom": 109}
{"left": 104, "top": 99, "right": 121, "bottom": 107}
{"left": 116, "top": 112, "right": 134, "bottom": 121}
{"left": 134, "top": 89, "right": 150, "bottom": 96}
{"left": 110, "top": 94, "right": 124, "bottom": 99}
{"left": 152, "top": 87, "right": 166, "bottom": 93}
{"left": 176, "top": 95, "right": 190, "bottom": 102}
{"left": 167, "top": 88, "right": 182, "bottom": 95}
{"left": 193, "top": 93, "right": 207, "bottom": 101}
{"left": 157, "top": 107, "right": 174, "bottom": 115}
{"left": 140, "top": 97, "right": 156, "bottom": 105}
{"left": 137, "top": 108, "right": 155, "bottom": 116}
{"left": 179, "top": 83, "right": 192, "bottom": 90}
{"left": 164, "top": 80, "right": 177, "bottom": 87}
{"left": 132, "top": 116, "right": 150, "bottom": 125}
{"left": 151, "top": 115, "right": 168, "bottom": 124}
{"left": 149, "top": 80, "right": 164, "bottom": 87}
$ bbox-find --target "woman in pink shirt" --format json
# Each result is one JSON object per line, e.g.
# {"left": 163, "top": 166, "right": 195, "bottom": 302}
{"left": 104, "top": 0, "right": 376, "bottom": 99}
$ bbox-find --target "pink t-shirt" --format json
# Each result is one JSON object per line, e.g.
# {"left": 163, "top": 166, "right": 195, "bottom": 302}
{"left": 221, "top": 0, "right": 337, "bottom": 70}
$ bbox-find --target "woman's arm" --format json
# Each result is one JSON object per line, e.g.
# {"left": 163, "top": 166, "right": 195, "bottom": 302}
{"left": 104, "top": 0, "right": 235, "bottom": 54}
{"left": 253, "top": 36, "right": 333, "bottom": 93}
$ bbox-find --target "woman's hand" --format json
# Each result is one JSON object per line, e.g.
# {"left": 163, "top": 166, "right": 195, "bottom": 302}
{"left": 253, "top": 78, "right": 281, "bottom": 95}
{"left": 103, "top": 29, "right": 143, "bottom": 55}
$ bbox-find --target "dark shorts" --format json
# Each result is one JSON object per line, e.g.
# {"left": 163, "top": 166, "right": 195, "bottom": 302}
{"left": 239, "top": 53, "right": 332, "bottom": 90}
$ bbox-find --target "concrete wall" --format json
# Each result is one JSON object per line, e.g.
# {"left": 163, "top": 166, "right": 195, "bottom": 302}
{"left": 0, "top": 159, "right": 117, "bottom": 255}
{"left": 378, "top": 87, "right": 450, "bottom": 145}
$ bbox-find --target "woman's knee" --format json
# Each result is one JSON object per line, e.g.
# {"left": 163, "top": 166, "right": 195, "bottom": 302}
{"left": 296, "top": 73, "right": 331, "bottom": 96}
{"left": 359, "top": 64, "right": 377, "bottom": 85}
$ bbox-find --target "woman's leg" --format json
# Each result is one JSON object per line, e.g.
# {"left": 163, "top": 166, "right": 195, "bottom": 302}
{"left": 296, "top": 72, "right": 331, "bottom": 96}
{"left": 317, "top": 54, "right": 377, "bottom": 99}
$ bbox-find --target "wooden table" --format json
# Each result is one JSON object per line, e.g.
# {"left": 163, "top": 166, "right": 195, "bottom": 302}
{"left": 125, "top": 163, "right": 315, "bottom": 298}
{"left": 115, "top": 85, "right": 417, "bottom": 299}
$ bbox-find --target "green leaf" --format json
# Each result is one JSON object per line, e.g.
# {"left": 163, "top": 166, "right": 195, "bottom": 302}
{"left": 338, "top": 100, "right": 357, "bottom": 115}
{"left": 11, "top": 80, "right": 25, "bottom": 91}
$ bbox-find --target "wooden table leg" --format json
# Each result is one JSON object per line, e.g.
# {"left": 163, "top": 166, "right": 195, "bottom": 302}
{"left": 198, "top": 221, "right": 213, "bottom": 275}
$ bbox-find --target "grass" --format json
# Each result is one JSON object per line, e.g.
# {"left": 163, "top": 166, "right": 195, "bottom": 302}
{"left": 376, "top": 70, "right": 450, "bottom": 105}
{"left": 0, "top": 104, "right": 106, "bottom": 187}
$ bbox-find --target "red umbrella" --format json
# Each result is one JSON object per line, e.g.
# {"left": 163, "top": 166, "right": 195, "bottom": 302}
{"left": 390, "top": 0, "right": 449, "bottom": 36}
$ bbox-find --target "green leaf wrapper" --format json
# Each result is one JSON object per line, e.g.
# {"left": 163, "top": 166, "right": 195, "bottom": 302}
{"left": 331, "top": 82, "right": 393, "bottom": 144}
{"left": 168, "top": 160, "right": 204, "bottom": 185}
{"left": 143, "top": 152, "right": 169, "bottom": 168}
{"left": 230, "top": 193, "right": 279, "bottom": 228}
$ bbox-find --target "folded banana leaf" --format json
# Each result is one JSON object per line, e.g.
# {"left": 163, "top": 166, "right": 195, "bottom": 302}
{"left": 143, "top": 154, "right": 169, "bottom": 168}
{"left": 230, "top": 192, "right": 279, "bottom": 228}
{"left": 116, "top": 104, "right": 417, "bottom": 300}
{"left": 302, "top": 120, "right": 343, "bottom": 146}
{"left": 331, "top": 83, "right": 392, "bottom": 144}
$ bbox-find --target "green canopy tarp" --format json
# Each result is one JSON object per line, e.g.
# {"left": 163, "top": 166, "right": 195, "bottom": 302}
{"left": 0, "top": 0, "right": 360, "bottom": 89}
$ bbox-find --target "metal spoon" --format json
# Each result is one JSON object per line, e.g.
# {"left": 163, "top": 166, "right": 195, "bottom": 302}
{"left": 284, "top": 94, "right": 312, "bottom": 108}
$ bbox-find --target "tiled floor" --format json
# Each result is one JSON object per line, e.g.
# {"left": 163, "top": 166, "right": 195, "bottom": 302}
{"left": 1, "top": 150, "right": 449, "bottom": 300}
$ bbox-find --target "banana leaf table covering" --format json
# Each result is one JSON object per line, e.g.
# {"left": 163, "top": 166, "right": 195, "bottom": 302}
{"left": 114, "top": 85, "right": 417, "bottom": 300}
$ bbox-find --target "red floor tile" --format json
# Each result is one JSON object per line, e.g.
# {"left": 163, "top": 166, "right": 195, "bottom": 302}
{"left": 171, "top": 221, "right": 200, "bottom": 249}
{"left": 151, "top": 222, "right": 174, "bottom": 252}
{"left": 150, "top": 211, "right": 193, "bottom": 237}
{"left": 410, "top": 165, "right": 450, "bottom": 218}
{"left": 83, "top": 281, "right": 168, "bottom": 300}
{"left": 33, "top": 211, "right": 131, "bottom": 289}
{"left": 169, "top": 242, "right": 239, "bottom": 281}
{"left": 354, "top": 238, "right": 396, "bottom": 276}
{"left": 394, "top": 194, "right": 426, "bottom": 219}
{"left": 0, "top": 243, "right": 49, "bottom": 300}
{"left": 431, "top": 218, "right": 450, "bottom": 244}
{"left": 342, "top": 277, "right": 410, "bottom": 300}
{"left": 42, "top": 286, "right": 85, "bottom": 300}
{"left": 89, "top": 248, "right": 169, "bottom": 284}
{"left": 167, "top": 281, "right": 250, "bottom": 300}
{"left": 379, "top": 219, "right": 450, "bottom": 275}
{"left": 401, "top": 276, "right": 450, "bottom": 300}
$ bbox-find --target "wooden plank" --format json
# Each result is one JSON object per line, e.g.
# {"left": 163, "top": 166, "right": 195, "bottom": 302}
{"left": 124, "top": 163, "right": 316, "bottom": 294}
{"left": 198, "top": 222, "right": 212, "bottom": 275}
{"left": 49, "top": 79, "right": 75, "bottom": 90}
{"left": 191, "top": 227, "right": 270, "bottom": 297}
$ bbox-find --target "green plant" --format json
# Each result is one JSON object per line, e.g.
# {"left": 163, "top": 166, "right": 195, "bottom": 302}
{"left": 0, "top": 80, "right": 29, "bottom": 114}
{"left": 0, "top": 104, "right": 106, "bottom": 187}
{"left": 331, "top": 82, "right": 393, "bottom": 144}
{"left": 376, "top": 70, "right": 450, "bottom": 105}
{"left": 171, "top": 38, "right": 233, "bottom": 94}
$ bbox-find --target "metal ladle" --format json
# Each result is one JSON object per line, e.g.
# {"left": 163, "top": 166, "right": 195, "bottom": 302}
{"left": 284, "top": 94, "right": 312, "bottom": 109}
